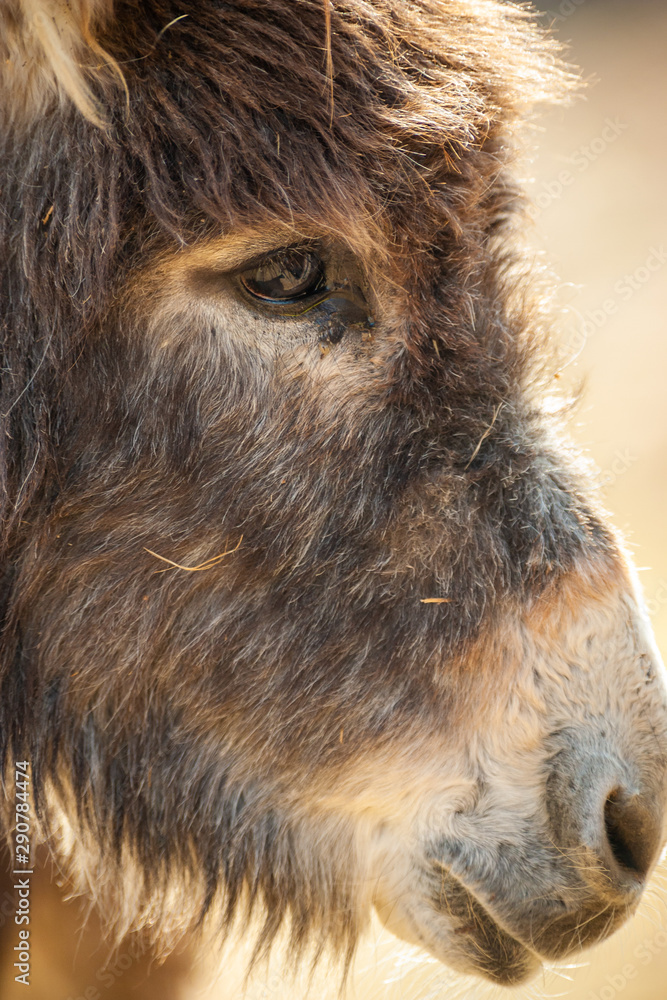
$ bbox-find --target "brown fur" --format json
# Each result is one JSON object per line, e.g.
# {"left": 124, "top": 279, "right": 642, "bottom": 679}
{"left": 1, "top": 0, "right": 665, "bottom": 991}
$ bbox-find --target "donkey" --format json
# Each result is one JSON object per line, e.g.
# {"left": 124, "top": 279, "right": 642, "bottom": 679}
{"left": 1, "top": 0, "right": 666, "bottom": 991}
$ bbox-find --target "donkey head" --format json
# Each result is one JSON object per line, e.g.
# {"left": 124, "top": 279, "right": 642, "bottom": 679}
{"left": 1, "top": 0, "right": 666, "bottom": 986}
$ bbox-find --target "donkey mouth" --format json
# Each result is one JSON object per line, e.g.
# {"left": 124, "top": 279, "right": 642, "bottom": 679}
{"left": 421, "top": 859, "right": 638, "bottom": 986}
{"left": 426, "top": 870, "right": 542, "bottom": 986}
{"left": 376, "top": 866, "right": 541, "bottom": 986}
{"left": 450, "top": 922, "right": 538, "bottom": 987}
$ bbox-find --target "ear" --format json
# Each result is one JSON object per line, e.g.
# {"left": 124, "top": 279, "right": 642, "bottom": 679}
{"left": 0, "top": 0, "right": 116, "bottom": 126}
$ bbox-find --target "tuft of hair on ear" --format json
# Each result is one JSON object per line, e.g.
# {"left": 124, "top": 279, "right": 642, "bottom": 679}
{"left": 0, "top": 0, "right": 124, "bottom": 127}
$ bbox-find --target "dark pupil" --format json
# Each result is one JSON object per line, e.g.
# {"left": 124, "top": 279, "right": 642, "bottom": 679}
{"left": 241, "top": 249, "right": 323, "bottom": 302}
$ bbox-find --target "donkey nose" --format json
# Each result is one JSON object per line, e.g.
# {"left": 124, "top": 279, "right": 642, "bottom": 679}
{"left": 602, "top": 786, "right": 662, "bottom": 881}
{"left": 546, "top": 732, "right": 665, "bottom": 897}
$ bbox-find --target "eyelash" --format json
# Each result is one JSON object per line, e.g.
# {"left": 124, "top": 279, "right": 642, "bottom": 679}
{"left": 235, "top": 245, "right": 375, "bottom": 329}
{"left": 238, "top": 247, "right": 326, "bottom": 306}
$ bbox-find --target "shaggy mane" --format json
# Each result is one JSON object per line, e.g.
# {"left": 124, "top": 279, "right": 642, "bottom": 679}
{"left": 0, "top": 0, "right": 119, "bottom": 125}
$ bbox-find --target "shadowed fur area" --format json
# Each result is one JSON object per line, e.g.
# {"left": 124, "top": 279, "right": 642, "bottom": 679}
{"left": 1, "top": 0, "right": 667, "bottom": 991}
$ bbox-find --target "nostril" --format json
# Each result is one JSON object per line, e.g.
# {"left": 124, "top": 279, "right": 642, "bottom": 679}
{"left": 603, "top": 788, "right": 658, "bottom": 879}
{"left": 604, "top": 791, "right": 640, "bottom": 874}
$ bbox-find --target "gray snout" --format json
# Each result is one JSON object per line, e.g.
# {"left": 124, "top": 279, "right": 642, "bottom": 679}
{"left": 546, "top": 728, "right": 666, "bottom": 900}
{"left": 422, "top": 726, "right": 667, "bottom": 976}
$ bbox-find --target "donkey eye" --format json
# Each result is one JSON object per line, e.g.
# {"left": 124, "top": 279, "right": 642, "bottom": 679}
{"left": 239, "top": 248, "right": 325, "bottom": 303}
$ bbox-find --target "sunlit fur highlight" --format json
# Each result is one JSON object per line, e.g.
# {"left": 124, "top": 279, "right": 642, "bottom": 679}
{"left": 0, "top": 0, "right": 119, "bottom": 125}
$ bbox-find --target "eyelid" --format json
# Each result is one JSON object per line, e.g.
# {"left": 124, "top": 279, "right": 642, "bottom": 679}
{"left": 229, "top": 242, "right": 320, "bottom": 279}
{"left": 187, "top": 243, "right": 322, "bottom": 299}
{"left": 190, "top": 242, "right": 374, "bottom": 326}
{"left": 238, "top": 247, "right": 325, "bottom": 307}
{"left": 280, "top": 285, "right": 373, "bottom": 321}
